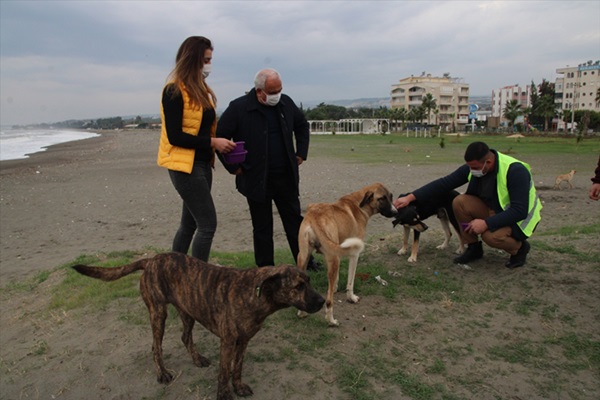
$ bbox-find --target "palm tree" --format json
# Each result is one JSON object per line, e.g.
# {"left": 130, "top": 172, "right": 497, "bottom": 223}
{"left": 448, "top": 113, "right": 456, "bottom": 133}
{"left": 390, "top": 107, "right": 408, "bottom": 132}
{"left": 421, "top": 93, "right": 437, "bottom": 125}
{"left": 409, "top": 106, "right": 425, "bottom": 124}
{"left": 537, "top": 95, "right": 556, "bottom": 131}
{"left": 503, "top": 99, "right": 522, "bottom": 131}
{"left": 521, "top": 106, "right": 532, "bottom": 132}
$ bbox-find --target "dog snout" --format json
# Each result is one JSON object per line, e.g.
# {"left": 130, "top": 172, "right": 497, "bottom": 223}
{"left": 304, "top": 290, "right": 325, "bottom": 313}
{"left": 380, "top": 204, "right": 398, "bottom": 218}
{"left": 418, "top": 222, "right": 429, "bottom": 232}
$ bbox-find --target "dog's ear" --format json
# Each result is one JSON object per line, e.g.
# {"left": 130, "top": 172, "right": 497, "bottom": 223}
{"left": 359, "top": 191, "right": 374, "bottom": 208}
{"left": 256, "top": 266, "right": 289, "bottom": 298}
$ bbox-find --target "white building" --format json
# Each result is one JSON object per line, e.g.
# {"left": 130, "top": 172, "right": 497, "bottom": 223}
{"left": 390, "top": 72, "right": 470, "bottom": 127}
{"left": 555, "top": 61, "right": 600, "bottom": 113}
{"left": 491, "top": 84, "right": 531, "bottom": 120}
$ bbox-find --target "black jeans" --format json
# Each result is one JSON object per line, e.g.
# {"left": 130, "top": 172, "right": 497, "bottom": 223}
{"left": 168, "top": 161, "right": 216, "bottom": 261}
{"left": 246, "top": 170, "right": 303, "bottom": 267}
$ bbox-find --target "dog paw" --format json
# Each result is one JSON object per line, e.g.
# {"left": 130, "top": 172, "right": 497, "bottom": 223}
{"left": 397, "top": 249, "right": 407, "bottom": 256}
{"left": 407, "top": 256, "right": 417, "bottom": 263}
{"left": 157, "top": 370, "right": 173, "bottom": 384}
{"left": 217, "top": 388, "right": 234, "bottom": 400}
{"left": 328, "top": 318, "right": 340, "bottom": 327}
{"left": 436, "top": 244, "right": 448, "bottom": 250}
{"left": 234, "top": 383, "right": 253, "bottom": 397}
{"left": 347, "top": 293, "right": 360, "bottom": 303}
{"left": 297, "top": 310, "right": 308, "bottom": 318}
{"left": 192, "top": 354, "right": 211, "bottom": 368}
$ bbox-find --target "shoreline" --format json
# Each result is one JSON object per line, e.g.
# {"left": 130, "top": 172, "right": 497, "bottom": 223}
{"left": 0, "top": 129, "right": 287, "bottom": 282}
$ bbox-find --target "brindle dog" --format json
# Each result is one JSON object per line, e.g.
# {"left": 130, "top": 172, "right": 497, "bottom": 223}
{"left": 73, "top": 253, "right": 324, "bottom": 400}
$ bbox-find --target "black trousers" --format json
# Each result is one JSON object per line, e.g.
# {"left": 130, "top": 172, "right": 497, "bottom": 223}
{"left": 246, "top": 170, "right": 304, "bottom": 267}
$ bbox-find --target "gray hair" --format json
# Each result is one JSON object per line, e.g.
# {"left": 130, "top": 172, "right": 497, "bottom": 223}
{"left": 254, "top": 68, "right": 281, "bottom": 90}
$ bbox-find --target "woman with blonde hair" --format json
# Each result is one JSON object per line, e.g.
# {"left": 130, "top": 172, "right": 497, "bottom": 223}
{"left": 158, "top": 36, "right": 235, "bottom": 261}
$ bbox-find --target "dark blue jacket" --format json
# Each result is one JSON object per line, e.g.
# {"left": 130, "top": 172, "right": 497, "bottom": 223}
{"left": 216, "top": 88, "right": 310, "bottom": 202}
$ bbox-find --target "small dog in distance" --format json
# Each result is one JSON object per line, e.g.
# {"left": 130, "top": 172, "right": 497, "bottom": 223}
{"left": 554, "top": 169, "right": 576, "bottom": 190}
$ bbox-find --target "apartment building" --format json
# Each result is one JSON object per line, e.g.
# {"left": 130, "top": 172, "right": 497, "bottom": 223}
{"left": 491, "top": 84, "right": 531, "bottom": 119}
{"left": 390, "top": 72, "right": 470, "bottom": 127}
{"left": 555, "top": 60, "right": 600, "bottom": 113}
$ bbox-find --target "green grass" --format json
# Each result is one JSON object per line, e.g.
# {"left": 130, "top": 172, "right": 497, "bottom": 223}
{"left": 308, "top": 133, "right": 600, "bottom": 165}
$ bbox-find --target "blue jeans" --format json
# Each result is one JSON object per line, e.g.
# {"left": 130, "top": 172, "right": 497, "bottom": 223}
{"left": 168, "top": 162, "right": 216, "bottom": 261}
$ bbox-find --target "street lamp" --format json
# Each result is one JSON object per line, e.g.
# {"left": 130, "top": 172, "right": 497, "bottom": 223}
{"left": 570, "top": 101, "right": 575, "bottom": 134}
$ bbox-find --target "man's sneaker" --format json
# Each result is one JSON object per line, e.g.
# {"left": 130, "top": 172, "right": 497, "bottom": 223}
{"left": 453, "top": 241, "right": 483, "bottom": 264}
{"left": 505, "top": 240, "right": 530, "bottom": 269}
{"left": 307, "top": 258, "right": 324, "bottom": 272}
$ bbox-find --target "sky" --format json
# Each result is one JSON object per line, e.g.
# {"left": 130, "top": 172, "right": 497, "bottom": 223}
{"left": 1, "top": 1, "right": 599, "bottom": 126}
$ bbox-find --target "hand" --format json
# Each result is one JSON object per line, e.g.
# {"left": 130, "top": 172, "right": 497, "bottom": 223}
{"left": 589, "top": 183, "right": 600, "bottom": 201}
{"left": 213, "top": 138, "right": 236, "bottom": 153}
{"left": 393, "top": 194, "right": 415, "bottom": 209}
{"left": 296, "top": 156, "right": 304, "bottom": 166}
{"left": 467, "top": 218, "right": 488, "bottom": 235}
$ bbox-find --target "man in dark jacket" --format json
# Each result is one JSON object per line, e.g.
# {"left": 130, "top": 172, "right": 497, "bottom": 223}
{"left": 216, "top": 68, "right": 320, "bottom": 270}
{"left": 394, "top": 142, "right": 542, "bottom": 269}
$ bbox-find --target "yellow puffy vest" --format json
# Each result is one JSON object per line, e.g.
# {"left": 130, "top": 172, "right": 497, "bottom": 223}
{"left": 157, "top": 84, "right": 215, "bottom": 174}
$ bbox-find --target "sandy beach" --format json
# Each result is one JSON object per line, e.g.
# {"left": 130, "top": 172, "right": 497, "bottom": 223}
{"left": 0, "top": 129, "right": 405, "bottom": 283}
{"left": 1, "top": 129, "right": 599, "bottom": 399}
{"left": 2, "top": 129, "right": 599, "bottom": 283}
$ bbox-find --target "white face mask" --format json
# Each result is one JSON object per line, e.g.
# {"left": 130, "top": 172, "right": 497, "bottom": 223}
{"left": 470, "top": 161, "right": 489, "bottom": 178}
{"left": 202, "top": 64, "right": 212, "bottom": 78}
{"left": 470, "top": 169, "right": 485, "bottom": 178}
{"left": 264, "top": 92, "right": 281, "bottom": 106}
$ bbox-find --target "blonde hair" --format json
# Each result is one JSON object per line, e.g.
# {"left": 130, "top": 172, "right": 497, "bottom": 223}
{"left": 167, "top": 36, "right": 216, "bottom": 109}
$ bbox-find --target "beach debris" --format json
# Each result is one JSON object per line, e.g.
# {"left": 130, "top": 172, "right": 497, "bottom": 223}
{"left": 375, "top": 275, "right": 388, "bottom": 286}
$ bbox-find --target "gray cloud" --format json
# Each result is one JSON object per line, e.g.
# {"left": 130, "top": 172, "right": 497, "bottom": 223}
{"left": 1, "top": 0, "right": 598, "bottom": 125}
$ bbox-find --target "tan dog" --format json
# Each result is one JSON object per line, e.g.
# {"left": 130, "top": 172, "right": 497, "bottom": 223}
{"left": 554, "top": 169, "right": 576, "bottom": 190}
{"left": 297, "top": 183, "right": 397, "bottom": 326}
{"left": 73, "top": 253, "right": 324, "bottom": 400}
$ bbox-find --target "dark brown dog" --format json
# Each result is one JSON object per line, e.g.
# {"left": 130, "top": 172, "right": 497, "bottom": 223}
{"left": 297, "top": 182, "right": 397, "bottom": 326}
{"left": 73, "top": 253, "right": 324, "bottom": 400}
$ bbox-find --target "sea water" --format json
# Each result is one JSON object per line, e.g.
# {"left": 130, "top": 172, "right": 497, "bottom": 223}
{"left": 0, "top": 128, "right": 99, "bottom": 161}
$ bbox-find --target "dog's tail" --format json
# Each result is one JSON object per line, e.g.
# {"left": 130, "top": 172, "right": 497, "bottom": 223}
{"left": 339, "top": 237, "right": 365, "bottom": 256}
{"left": 72, "top": 258, "right": 148, "bottom": 281}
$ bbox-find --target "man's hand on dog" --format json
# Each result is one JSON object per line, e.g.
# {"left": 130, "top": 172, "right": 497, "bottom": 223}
{"left": 394, "top": 193, "right": 416, "bottom": 209}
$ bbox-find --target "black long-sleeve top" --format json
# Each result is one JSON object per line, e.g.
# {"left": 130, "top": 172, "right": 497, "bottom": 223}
{"left": 412, "top": 150, "right": 532, "bottom": 240}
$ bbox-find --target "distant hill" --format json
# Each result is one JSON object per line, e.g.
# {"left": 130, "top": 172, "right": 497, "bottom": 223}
{"left": 11, "top": 95, "right": 493, "bottom": 128}
{"left": 306, "top": 97, "right": 392, "bottom": 109}
{"left": 302, "top": 95, "right": 492, "bottom": 110}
